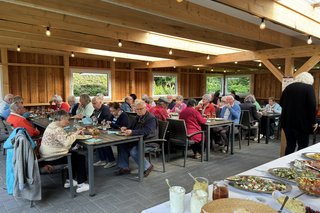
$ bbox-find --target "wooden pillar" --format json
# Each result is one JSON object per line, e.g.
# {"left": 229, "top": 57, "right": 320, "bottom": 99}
{"left": 1, "top": 48, "right": 9, "bottom": 96}
{"left": 186, "top": 70, "right": 190, "bottom": 98}
{"left": 63, "top": 54, "right": 70, "bottom": 100}
{"left": 177, "top": 68, "right": 181, "bottom": 95}
{"left": 111, "top": 61, "right": 116, "bottom": 101}
{"left": 130, "top": 67, "right": 136, "bottom": 94}
{"left": 201, "top": 70, "right": 206, "bottom": 94}
{"left": 148, "top": 68, "right": 153, "bottom": 97}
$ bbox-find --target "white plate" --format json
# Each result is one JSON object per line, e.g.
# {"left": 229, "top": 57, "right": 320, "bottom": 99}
{"left": 215, "top": 118, "right": 224, "bottom": 121}
{"left": 76, "top": 135, "right": 92, "bottom": 140}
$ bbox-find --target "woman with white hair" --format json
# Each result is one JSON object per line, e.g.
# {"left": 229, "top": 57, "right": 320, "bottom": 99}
{"left": 75, "top": 94, "right": 94, "bottom": 118}
{"left": 280, "top": 72, "right": 317, "bottom": 155}
{"left": 49, "top": 95, "right": 70, "bottom": 112}
{"left": 170, "top": 95, "right": 186, "bottom": 114}
{"left": 195, "top": 94, "right": 216, "bottom": 117}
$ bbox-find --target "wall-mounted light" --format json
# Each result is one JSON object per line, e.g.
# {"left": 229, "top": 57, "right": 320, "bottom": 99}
{"left": 70, "top": 52, "right": 75, "bottom": 57}
{"left": 260, "top": 18, "right": 266, "bottom": 30}
{"left": 46, "top": 26, "right": 51, "bottom": 36}
{"left": 118, "top": 39, "right": 123, "bottom": 47}
{"left": 169, "top": 49, "right": 173, "bottom": 55}
{"left": 307, "top": 36, "right": 312, "bottom": 45}
{"left": 206, "top": 55, "right": 210, "bottom": 60}
{"left": 17, "top": 45, "right": 21, "bottom": 52}
{"left": 113, "top": 57, "right": 116, "bottom": 62}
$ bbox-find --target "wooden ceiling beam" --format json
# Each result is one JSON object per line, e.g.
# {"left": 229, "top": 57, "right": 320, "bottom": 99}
{"left": 293, "top": 55, "right": 320, "bottom": 77}
{"left": 1, "top": 0, "right": 282, "bottom": 50}
{"left": 218, "top": 0, "right": 320, "bottom": 39}
{"left": 261, "top": 59, "right": 284, "bottom": 82}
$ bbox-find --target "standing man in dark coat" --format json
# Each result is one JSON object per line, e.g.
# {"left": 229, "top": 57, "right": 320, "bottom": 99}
{"left": 280, "top": 72, "right": 317, "bottom": 155}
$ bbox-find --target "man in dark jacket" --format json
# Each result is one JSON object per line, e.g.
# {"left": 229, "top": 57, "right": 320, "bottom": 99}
{"left": 280, "top": 72, "right": 317, "bottom": 155}
{"left": 115, "top": 100, "right": 158, "bottom": 177}
{"left": 91, "top": 96, "right": 112, "bottom": 123}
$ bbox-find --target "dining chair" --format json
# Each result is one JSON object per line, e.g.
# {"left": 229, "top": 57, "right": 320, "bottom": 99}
{"left": 166, "top": 118, "right": 204, "bottom": 167}
{"left": 239, "top": 110, "right": 260, "bottom": 146}
{"left": 144, "top": 120, "right": 169, "bottom": 172}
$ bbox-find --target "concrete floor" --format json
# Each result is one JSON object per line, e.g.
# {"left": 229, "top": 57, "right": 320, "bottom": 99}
{"left": 0, "top": 138, "right": 283, "bottom": 213}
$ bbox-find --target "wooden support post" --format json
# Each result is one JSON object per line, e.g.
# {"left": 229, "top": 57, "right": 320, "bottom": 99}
{"left": 1, "top": 48, "right": 9, "bottom": 96}
{"left": 111, "top": 61, "right": 116, "bottom": 101}
{"left": 177, "top": 68, "right": 181, "bottom": 95}
{"left": 148, "top": 68, "right": 153, "bottom": 97}
{"left": 201, "top": 70, "right": 206, "bottom": 95}
{"left": 130, "top": 67, "right": 136, "bottom": 94}
{"left": 261, "top": 59, "right": 284, "bottom": 82}
{"left": 63, "top": 54, "right": 70, "bottom": 100}
{"left": 293, "top": 55, "right": 320, "bottom": 77}
{"left": 186, "top": 70, "right": 190, "bottom": 98}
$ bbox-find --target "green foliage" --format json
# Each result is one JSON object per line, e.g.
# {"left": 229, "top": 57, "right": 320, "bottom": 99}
{"left": 73, "top": 73, "right": 109, "bottom": 96}
{"left": 153, "top": 75, "right": 176, "bottom": 95}
{"left": 206, "top": 76, "right": 222, "bottom": 93}
{"left": 227, "top": 77, "right": 250, "bottom": 94}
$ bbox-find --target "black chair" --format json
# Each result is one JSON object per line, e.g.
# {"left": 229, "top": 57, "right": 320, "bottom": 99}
{"left": 167, "top": 118, "right": 204, "bottom": 167}
{"left": 0, "top": 119, "right": 10, "bottom": 154}
{"left": 144, "top": 120, "right": 169, "bottom": 172}
{"left": 126, "top": 112, "right": 137, "bottom": 126}
{"left": 239, "top": 110, "right": 260, "bottom": 145}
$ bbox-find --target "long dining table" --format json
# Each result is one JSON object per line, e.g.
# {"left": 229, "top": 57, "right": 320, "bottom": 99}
{"left": 141, "top": 143, "right": 320, "bottom": 213}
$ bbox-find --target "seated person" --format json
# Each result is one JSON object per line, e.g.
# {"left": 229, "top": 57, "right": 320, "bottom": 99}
{"left": 51, "top": 95, "right": 70, "bottom": 112}
{"left": 2, "top": 95, "right": 30, "bottom": 120}
{"left": 179, "top": 99, "right": 206, "bottom": 159}
{"left": 39, "top": 110, "right": 89, "bottom": 193}
{"left": 108, "top": 102, "right": 129, "bottom": 129}
{"left": 91, "top": 95, "right": 112, "bottom": 123}
{"left": 7, "top": 102, "right": 40, "bottom": 137}
{"left": 0, "top": 94, "right": 13, "bottom": 119}
{"left": 167, "top": 95, "right": 176, "bottom": 110}
{"left": 213, "top": 96, "right": 240, "bottom": 153}
{"left": 115, "top": 100, "right": 156, "bottom": 177}
{"left": 195, "top": 94, "right": 216, "bottom": 118}
{"left": 67, "top": 95, "right": 79, "bottom": 116}
{"left": 170, "top": 95, "right": 186, "bottom": 114}
{"left": 120, "top": 96, "right": 134, "bottom": 112}
{"left": 240, "top": 95, "right": 262, "bottom": 141}
{"left": 75, "top": 93, "right": 94, "bottom": 118}
{"left": 149, "top": 97, "right": 169, "bottom": 121}
{"left": 260, "top": 97, "right": 282, "bottom": 139}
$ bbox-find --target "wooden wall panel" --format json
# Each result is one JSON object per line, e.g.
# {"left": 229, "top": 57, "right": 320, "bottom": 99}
{"left": 254, "top": 73, "right": 282, "bottom": 102}
{"left": 180, "top": 73, "right": 188, "bottom": 97}
{"left": 135, "top": 71, "right": 149, "bottom": 99}
{"left": 70, "top": 58, "right": 109, "bottom": 68}
{"left": 189, "top": 73, "right": 202, "bottom": 97}
{"left": 114, "top": 70, "right": 131, "bottom": 100}
{"left": 8, "top": 52, "right": 63, "bottom": 65}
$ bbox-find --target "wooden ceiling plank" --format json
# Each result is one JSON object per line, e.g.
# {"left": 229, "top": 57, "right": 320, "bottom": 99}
{"left": 261, "top": 59, "right": 284, "bottom": 82}
{"left": 218, "top": 0, "right": 320, "bottom": 39}
{"left": 293, "top": 55, "right": 320, "bottom": 77}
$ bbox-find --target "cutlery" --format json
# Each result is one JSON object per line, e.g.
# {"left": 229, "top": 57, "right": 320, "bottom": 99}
{"left": 293, "top": 192, "right": 306, "bottom": 199}
{"left": 278, "top": 195, "right": 289, "bottom": 213}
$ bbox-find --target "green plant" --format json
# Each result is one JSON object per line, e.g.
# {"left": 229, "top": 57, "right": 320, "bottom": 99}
{"left": 153, "top": 76, "right": 176, "bottom": 95}
{"left": 73, "top": 73, "right": 109, "bottom": 96}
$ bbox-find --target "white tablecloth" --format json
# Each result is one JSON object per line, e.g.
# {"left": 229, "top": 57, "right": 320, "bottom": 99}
{"left": 142, "top": 143, "right": 320, "bottom": 213}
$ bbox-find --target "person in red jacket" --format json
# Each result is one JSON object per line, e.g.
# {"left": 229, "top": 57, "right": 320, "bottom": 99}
{"left": 49, "top": 95, "right": 70, "bottom": 112}
{"left": 179, "top": 99, "right": 207, "bottom": 159}
{"left": 149, "top": 97, "right": 169, "bottom": 121}
{"left": 7, "top": 102, "right": 40, "bottom": 137}
{"left": 195, "top": 94, "right": 216, "bottom": 118}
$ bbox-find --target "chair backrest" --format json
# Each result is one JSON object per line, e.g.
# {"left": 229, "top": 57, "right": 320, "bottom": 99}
{"left": 126, "top": 112, "right": 137, "bottom": 126}
{"left": 240, "top": 110, "right": 251, "bottom": 127}
{"left": 158, "top": 120, "right": 169, "bottom": 140}
{"left": 3, "top": 120, "right": 14, "bottom": 134}
{"left": 167, "top": 118, "right": 187, "bottom": 141}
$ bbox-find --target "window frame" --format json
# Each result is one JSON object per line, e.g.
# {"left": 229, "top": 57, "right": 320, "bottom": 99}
{"left": 0, "top": 65, "right": 3, "bottom": 100}
{"left": 225, "top": 74, "right": 251, "bottom": 96}
{"left": 205, "top": 74, "right": 224, "bottom": 95}
{"left": 152, "top": 72, "right": 178, "bottom": 97}
{"left": 70, "top": 68, "right": 112, "bottom": 100}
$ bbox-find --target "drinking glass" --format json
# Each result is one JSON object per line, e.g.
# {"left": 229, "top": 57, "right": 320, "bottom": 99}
{"left": 193, "top": 177, "right": 208, "bottom": 194}
{"left": 212, "top": 181, "right": 229, "bottom": 200}
{"left": 190, "top": 189, "right": 208, "bottom": 213}
{"left": 169, "top": 186, "right": 185, "bottom": 213}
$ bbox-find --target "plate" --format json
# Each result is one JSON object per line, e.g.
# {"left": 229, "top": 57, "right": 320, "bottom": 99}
{"left": 296, "top": 177, "right": 320, "bottom": 196}
{"left": 291, "top": 159, "right": 320, "bottom": 172}
{"left": 76, "top": 135, "right": 92, "bottom": 140}
{"left": 226, "top": 175, "right": 292, "bottom": 194}
{"left": 302, "top": 152, "right": 320, "bottom": 161}
{"left": 215, "top": 118, "right": 224, "bottom": 121}
{"left": 201, "top": 198, "right": 277, "bottom": 213}
{"left": 115, "top": 132, "right": 126, "bottom": 136}
{"left": 268, "top": 167, "right": 296, "bottom": 183}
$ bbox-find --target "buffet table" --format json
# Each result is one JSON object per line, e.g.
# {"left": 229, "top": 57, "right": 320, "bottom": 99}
{"left": 142, "top": 143, "right": 320, "bottom": 213}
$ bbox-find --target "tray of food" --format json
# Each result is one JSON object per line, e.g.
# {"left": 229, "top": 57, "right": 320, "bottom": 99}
{"left": 226, "top": 175, "right": 292, "bottom": 194}
{"left": 296, "top": 177, "right": 320, "bottom": 197}
{"left": 268, "top": 167, "right": 319, "bottom": 183}
{"left": 291, "top": 159, "right": 320, "bottom": 172}
{"left": 272, "top": 190, "right": 305, "bottom": 213}
{"left": 302, "top": 152, "right": 320, "bottom": 161}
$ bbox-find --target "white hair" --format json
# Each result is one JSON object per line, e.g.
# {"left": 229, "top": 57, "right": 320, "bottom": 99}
{"left": 134, "top": 99, "right": 146, "bottom": 108}
{"left": 294, "top": 72, "right": 314, "bottom": 85}
{"left": 67, "top": 95, "right": 76, "bottom": 102}
{"left": 202, "top": 94, "right": 212, "bottom": 101}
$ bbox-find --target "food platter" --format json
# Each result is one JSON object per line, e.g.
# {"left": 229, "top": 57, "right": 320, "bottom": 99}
{"left": 296, "top": 177, "right": 320, "bottom": 197}
{"left": 291, "top": 159, "right": 320, "bottom": 173}
{"left": 76, "top": 135, "right": 92, "bottom": 140}
{"left": 302, "top": 152, "right": 320, "bottom": 161}
{"left": 226, "top": 175, "right": 292, "bottom": 194}
{"left": 201, "top": 198, "right": 277, "bottom": 213}
{"left": 272, "top": 191, "right": 305, "bottom": 213}
{"left": 268, "top": 167, "right": 296, "bottom": 183}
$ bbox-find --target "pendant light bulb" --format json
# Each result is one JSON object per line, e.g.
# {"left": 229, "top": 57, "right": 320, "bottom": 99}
{"left": 70, "top": 52, "right": 75, "bottom": 58}
{"left": 211, "top": 68, "right": 213, "bottom": 72}
{"left": 46, "top": 27, "right": 51, "bottom": 36}
{"left": 197, "top": 67, "right": 200, "bottom": 71}
{"left": 307, "top": 36, "right": 312, "bottom": 45}
{"left": 17, "top": 45, "right": 21, "bottom": 52}
{"left": 234, "top": 61, "right": 238, "bottom": 64}
{"left": 224, "top": 70, "right": 226, "bottom": 73}
{"left": 113, "top": 57, "right": 116, "bottom": 62}
{"left": 260, "top": 18, "right": 266, "bottom": 30}
{"left": 169, "top": 49, "right": 173, "bottom": 55}
{"left": 173, "top": 66, "right": 176, "bottom": 69}
{"left": 206, "top": 55, "right": 210, "bottom": 60}
{"left": 176, "top": 0, "right": 183, "bottom": 2}
{"left": 146, "top": 61, "right": 150, "bottom": 66}
{"left": 118, "top": 39, "right": 123, "bottom": 47}
{"left": 258, "top": 62, "right": 262, "bottom": 67}
{"left": 278, "top": 65, "right": 281, "bottom": 70}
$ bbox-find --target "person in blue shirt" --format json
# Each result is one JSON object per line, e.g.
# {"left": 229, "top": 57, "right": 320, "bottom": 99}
{"left": 260, "top": 97, "right": 282, "bottom": 139}
{"left": 0, "top": 94, "right": 13, "bottom": 119}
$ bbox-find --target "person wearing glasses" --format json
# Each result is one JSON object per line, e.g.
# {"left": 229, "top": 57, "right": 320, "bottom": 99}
{"left": 115, "top": 100, "right": 157, "bottom": 177}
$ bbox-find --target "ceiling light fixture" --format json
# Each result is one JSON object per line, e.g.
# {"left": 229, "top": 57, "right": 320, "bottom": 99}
{"left": 294, "top": 68, "right": 297, "bottom": 72}
{"left": 113, "top": 57, "right": 116, "bottom": 62}
{"left": 146, "top": 61, "right": 150, "bottom": 66}
{"left": 307, "top": 36, "right": 312, "bottom": 45}
{"left": 260, "top": 18, "right": 266, "bottom": 30}
{"left": 278, "top": 65, "right": 281, "bottom": 70}
{"left": 169, "top": 49, "right": 173, "bottom": 55}
{"left": 211, "top": 68, "right": 214, "bottom": 71}
{"left": 223, "top": 70, "right": 226, "bottom": 73}
{"left": 118, "top": 39, "right": 123, "bottom": 47}
{"left": 259, "top": 62, "right": 262, "bottom": 67}
{"left": 173, "top": 66, "right": 176, "bottom": 69}
{"left": 46, "top": 26, "right": 51, "bottom": 36}
{"left": 70, "top": 52, "right": 75, "bottom": 57}
{"left": 206, "top": 55, "right": 210, "bottom": 60}
{"left": 17, "top": 45, "right": 21, "bottom": 52}
{"left": 197, "top": 67, "right": 200, "bottom": 71}
{"left": 234, "top": 61, "right": 238, "bottom": 64}
{"left": 176, "top": 0, "right": 183, "bottom": 2}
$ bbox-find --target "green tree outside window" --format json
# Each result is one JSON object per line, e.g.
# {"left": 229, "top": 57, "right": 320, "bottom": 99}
{"left": 73, "top": 73, "right": 109, "bottom": 96}
{"left": 153, "top": 75, "right": 177, "bottom": 95}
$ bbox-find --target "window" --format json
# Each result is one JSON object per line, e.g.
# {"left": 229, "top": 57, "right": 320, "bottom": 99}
{"left": 225, "top": 75, "right": 251, "bottom": 95}
{"left": 152, "top": 73, "right": 177, "bottom": 96}
{"left": 71, "top": 68, "right": 111, "bottom": 99}
{"left": 206, "top": 75, "right": 223, "bottom": 94}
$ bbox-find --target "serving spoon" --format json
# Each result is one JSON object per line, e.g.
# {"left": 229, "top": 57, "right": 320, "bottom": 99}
{"left": 278, "top": 195, "right": 289, "bottom": 213}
